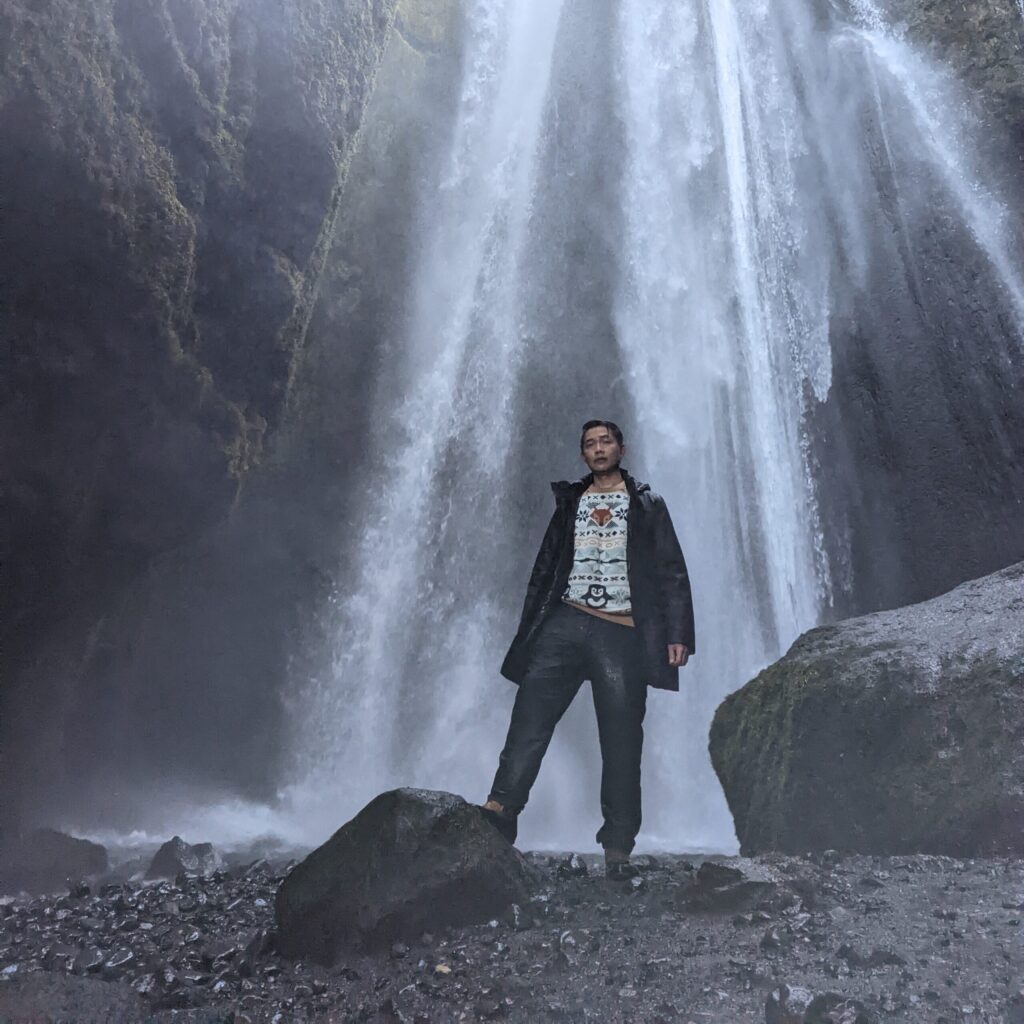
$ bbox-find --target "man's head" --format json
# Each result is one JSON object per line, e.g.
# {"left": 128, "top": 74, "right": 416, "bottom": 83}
{"left": 580, "top": 420, "right": 626, "bottom": 474}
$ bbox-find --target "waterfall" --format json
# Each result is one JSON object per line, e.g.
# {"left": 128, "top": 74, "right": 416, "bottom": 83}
{"left": 276, "top": 0, "right": 1024, "bottom": 853}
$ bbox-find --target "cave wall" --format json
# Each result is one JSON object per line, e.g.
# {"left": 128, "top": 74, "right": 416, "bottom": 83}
{"left": 809, "top": 200, "right": 1024, "bottom": 615}
{"left": 0, "top": 0, "right": 400, "bottom": 830}
{"left": 0, "top": 0, "right": 467, "bottom": 831}
{"left": 810, "top": 0, "right": 1024, "bottom": 617}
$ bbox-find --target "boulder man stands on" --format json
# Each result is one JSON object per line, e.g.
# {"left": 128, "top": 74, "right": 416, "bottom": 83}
{"left": 481, "top": 420, "right": 696, "bottom": 880}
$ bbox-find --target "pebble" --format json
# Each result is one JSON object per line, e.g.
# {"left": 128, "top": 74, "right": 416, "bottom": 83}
{"left": 0, "top": 850, "right": 1015, "bottom": 1023}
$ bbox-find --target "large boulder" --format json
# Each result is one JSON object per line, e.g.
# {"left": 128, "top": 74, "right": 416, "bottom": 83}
{"left": 710, "top": 561, "right": 1024, "bottom": 856}
{"left": 275, "top": 788, "right": 538, "bottom": 964}
{"left": 145, "top": 835, "right": 220, "bottom": 879}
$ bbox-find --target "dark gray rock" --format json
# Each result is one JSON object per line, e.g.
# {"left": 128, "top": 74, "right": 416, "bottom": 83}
{"left": 681, "top": 859, "right": 784, "bottom": 913}
{"left": 72, "top": 948, "right": 105, "bottom": 975}
{"left": 274, "top": 788, "right": 538, "bottom": 963}
{"left": 803, "top": 994, "right": 875, "bottom": 1024}
{"left": 1007, "top": 989, "right": 1024, "bottom": 1024}
{"left": 556, "top": 854, "right": 588, "bottom": 879}
{"left": 0, "top": 828, "right": 108, "bottom": 894}
{"left": 502, "top": 901, "right": 536, "bottom": 932}
{"left": 695, "top": 861, "right": 745, "bottom": 887}
{"left": 836, "top": 943, "right": 905, "bottom": 969}
{"left": 766, "top": 984, "right": 875, "bottom": 1024}
{"left": 710, "top": 560, "right": 1024, "bottom": 856}
{"left": 766, "top": 984, "right": 815, "bottom": 1023}
{"left": 146, "top": 836, "right": 220, "bottom": 879}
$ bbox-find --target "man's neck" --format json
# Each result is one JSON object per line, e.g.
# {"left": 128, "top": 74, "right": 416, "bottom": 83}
{"left": 588, "top": 467, "right": 625, "bottom": 492}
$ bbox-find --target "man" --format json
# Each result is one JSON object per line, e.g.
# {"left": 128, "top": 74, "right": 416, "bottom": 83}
{"left": 481, "top": 420, "right": 695, "bottom": 880}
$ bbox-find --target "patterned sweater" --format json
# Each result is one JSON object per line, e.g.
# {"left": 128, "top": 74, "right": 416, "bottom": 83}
{"left": 561, "top": 486, "right": 634, "bottom": 625}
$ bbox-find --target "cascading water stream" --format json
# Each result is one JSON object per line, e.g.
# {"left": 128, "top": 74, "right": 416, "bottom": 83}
{"left": 610, "top": 0, "right": 836, "bottom": 843}
{"left": 275, "top": 0, "right": 1024, "bottom": 853}
{"left": 280, "top": 0, "right": 569, "bottom": 832}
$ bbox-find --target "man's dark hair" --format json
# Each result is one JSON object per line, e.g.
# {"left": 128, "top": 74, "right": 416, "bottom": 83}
{"left": 580, "top": 420, "right": 624, "bottom": 452}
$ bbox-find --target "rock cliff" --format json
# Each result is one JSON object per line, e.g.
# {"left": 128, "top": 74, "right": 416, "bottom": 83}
{"left": 810, "top": 0, "right": 1024, "bottom": 617}
{"left": 872, "top": 0, "right": 1024, "bottom": 159}
{"left": 0, "top": 0, "right": 398, "bottom": 827}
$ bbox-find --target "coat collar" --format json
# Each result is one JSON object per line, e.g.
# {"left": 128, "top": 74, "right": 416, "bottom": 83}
{"left": 550, "top": 466, "right": 650, "bottom": 503}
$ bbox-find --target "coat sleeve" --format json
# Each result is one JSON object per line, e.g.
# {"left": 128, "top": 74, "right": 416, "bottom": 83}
{"left": 520, "top": 505, "right": 562, "bottom": 619}
{"left": 651, "top": 497, "right": 696, "bottom": 652}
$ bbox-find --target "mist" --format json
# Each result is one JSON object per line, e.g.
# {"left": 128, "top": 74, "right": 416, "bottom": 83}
{"left": 3, "top": 0, "right": 1023, "bottom": 861}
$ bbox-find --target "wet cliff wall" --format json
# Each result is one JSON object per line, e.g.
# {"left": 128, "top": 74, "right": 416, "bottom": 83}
{"left": 879, "top": 0, "right": 1024, "bottom": 158}
{"left": 0, "top": 0, "right": 399, "bottom": 828}
{"left": 810, "top": 0, "right": 1024, "bottom": 617}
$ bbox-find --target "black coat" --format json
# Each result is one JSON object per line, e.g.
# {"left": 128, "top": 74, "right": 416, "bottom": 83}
{"left": 500, "top": 467, "right": 696, "bottom": 692}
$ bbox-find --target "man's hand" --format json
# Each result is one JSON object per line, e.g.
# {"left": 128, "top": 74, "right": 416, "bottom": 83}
{"left": 667, "top": 644, "right": 690, "bottom": 668}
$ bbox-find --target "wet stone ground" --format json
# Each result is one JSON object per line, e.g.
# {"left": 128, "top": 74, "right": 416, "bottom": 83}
{"left": 0, "top": 851, "right": 1022, "bottom": 1023}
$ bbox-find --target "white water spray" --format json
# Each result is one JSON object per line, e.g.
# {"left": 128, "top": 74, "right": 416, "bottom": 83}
{"left": 271, "top": 0, "right": 1024, "bottom": 854}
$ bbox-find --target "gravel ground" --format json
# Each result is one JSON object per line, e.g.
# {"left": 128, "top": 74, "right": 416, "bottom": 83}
{"left": 0, "top": 850, "right": 1022, "bottom": 1023}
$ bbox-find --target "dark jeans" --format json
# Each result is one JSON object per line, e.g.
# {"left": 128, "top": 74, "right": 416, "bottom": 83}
{"left": 488, "top": 601, "right": 648, "bottom": 854}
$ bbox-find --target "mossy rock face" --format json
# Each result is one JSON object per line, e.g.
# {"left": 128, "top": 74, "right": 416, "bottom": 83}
{"left": 710, "top": 560, "right": 1024, "bottom": 856}
{"left": 1, "top": 0, "right": 398, "bottom": 572}
{"left": 0, "top": 0, "right": 399, "bottom": 821}
{"left": 840, "top": 0, "right": 1024, "bottom": 158}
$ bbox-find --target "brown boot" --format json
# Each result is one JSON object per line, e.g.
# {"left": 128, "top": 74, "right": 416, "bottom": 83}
{"left": 604, "top": 847, "right": 639, "bottom": 881}
{"left": 479, "top": 799, "right": 518, "bottom": 845}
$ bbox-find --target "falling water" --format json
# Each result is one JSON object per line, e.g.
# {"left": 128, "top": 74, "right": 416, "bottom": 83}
{"left": 279, "top": 0, "right": 1024, "bottom": 853}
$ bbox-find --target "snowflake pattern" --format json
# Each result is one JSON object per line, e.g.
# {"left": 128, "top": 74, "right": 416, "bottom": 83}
{"left": 561, "top": 491, "right": 631, "bottom": 612}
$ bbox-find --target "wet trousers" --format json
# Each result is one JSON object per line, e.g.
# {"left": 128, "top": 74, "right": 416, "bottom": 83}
{"left": 487, "top": 600, "right": 649, "bottom": 854}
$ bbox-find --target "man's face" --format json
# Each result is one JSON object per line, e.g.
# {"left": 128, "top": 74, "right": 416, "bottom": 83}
{"left": 581, "top": 427, "right": 624, "bottom": 472}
